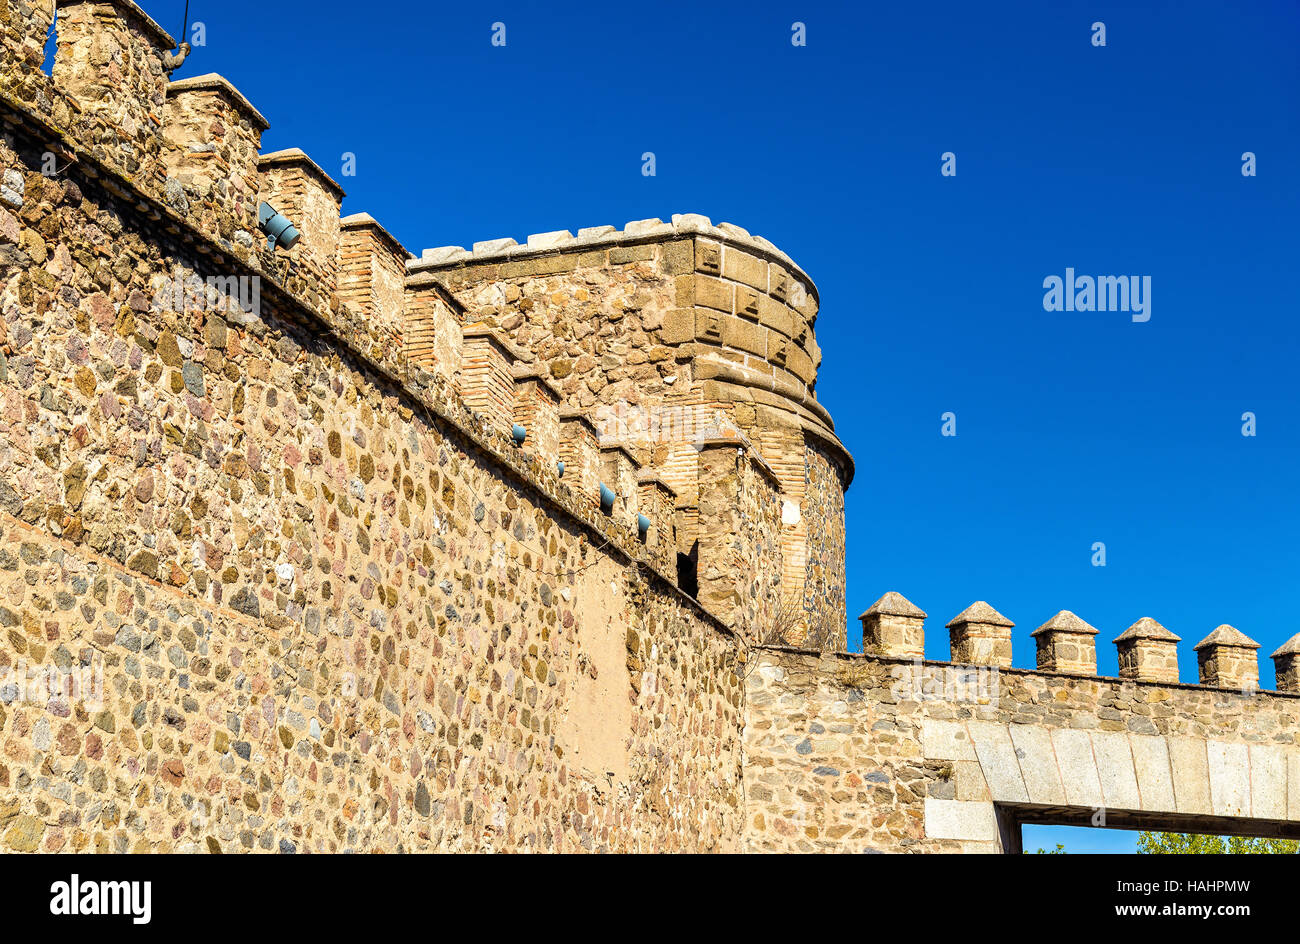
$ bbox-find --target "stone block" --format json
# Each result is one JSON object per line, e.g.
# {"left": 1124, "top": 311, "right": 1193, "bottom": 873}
{"left": 953, "top": 761, "right": 991, "bottom": 802}
{"left": 695, "top": 277, "right": 733, "bottom": 313}
{"left": 921, "top": 719, "right": 974, "bottom": 761}
{"left": 1168, "top": 736, "right": 1213, "bottom": 816}
{"left": 722, "top": 247, "right": 767, "bottom": 291}
{"left": 923, "top": 799, "right": 998, "bottom": 842}
{"left": 660, "top": 309, "right": 695, "bottom": 345}
{"left": 526, "top": 230, "right": 573, "bottom": 249}
{"left": 661, "top": 238, "right": 693, "bottom": 275}
{"left": 1206, "top": 740, "right": 1251, "bottom": 818}
{"left": 623, "top": 217, "right": 668, "bottom": 236}
{"left": 695, "top": 241, "right": 722, "bottom": 275}
{"left": 1249, "top": 744, "right": 1286, "bottom": 820}
{"left": 722, "top": 315, "right": 767, "bottom": 357}
{"left": 967, "top": 721, "right": 1028, "bottom": 802}
{"left": 769, "top": 265, "right": 790, "bottom": 302}
{"left": 1050, "top": 728, "right": 1104, "bottom": 808}
{"left": 1130, "top": 735, "right": 1176, "bottom": 812}
{"left": 472, "top": 237, "right": 518, "bottom": 253}
{"left": 1092, "top": 731, "right": 1141, "bottom": 810}
{"left": 1008, "top": 725, "right": 1066, "bottom": 805}
{"left": 757, "top": 296, "right": 794, "bottom": 337}
{"left": 696, "top": 308, "right": 725, "bottom": 344}
{"left": 785, "top": 343, "right": 815, "bottom": 385}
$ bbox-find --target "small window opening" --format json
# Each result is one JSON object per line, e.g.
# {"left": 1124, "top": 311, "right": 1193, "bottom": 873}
{"left": 676, "top": 542, "right": 698, "bottom": 598}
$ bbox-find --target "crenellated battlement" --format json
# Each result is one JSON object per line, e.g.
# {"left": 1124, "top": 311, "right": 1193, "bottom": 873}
{"left": 407, "top": 213, "right": 834, "bottom": 446}
{"left": 3, "top": 0, "right": 839, "bottom": 647}
{"left": 410, "top": 214, "right": 817, "bottom": 306}
{"left": 860, "top": 590, "right": 1295, "bottom": 693}
{"left": 0, "top": 1, "right": 759, "bottom": 855}
{"left": 0, "top": 0, "right": 717, "bottom": 600}
{"left": 744, "top": 642, "right": 1300, "bottom": 853}
{"left": 5, "top": 1, "right": 1286, "bottom": 857}
{"left": 404, "top": 210, "right": 851, "bottom": 647}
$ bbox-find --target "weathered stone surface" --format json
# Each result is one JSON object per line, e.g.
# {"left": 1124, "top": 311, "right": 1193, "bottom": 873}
{"left": 743, "top": 648, "right": 1300, "bottom": 853}
{"left": 860, "top": 591, "right": 926, "bottom": 658}
{"left": 1207, "top": 741, "right": 1251, "bottom": 817}
{"left": 0, "top": 60, "right": 749, "bottom": 851}
{"left": 1194, "top": 625, "right": 1261, "bottom": 689}
{"left": 2, "top": 0, "right": 1288, "bottom": 858}
{"left": 946, "top": 601, "right": 1014, "bottom": 667}
{"left": 1008, "top": 725, "right": 1066, "bottom": 805}
{"left": 1131, "top": 735, "right": 1177, "bottom": 812}
{"left": 923, "top": 799, "right": 998, "bottom": 841}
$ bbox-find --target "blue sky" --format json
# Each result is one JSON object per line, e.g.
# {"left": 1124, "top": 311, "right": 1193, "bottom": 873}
{"left": 147, "top": 0, "right": 1297, "bottom": 851}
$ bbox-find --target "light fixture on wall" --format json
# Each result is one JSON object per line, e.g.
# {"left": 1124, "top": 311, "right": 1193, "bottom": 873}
{"left": 258, "top": 201, "right": 301, "bottom": 252}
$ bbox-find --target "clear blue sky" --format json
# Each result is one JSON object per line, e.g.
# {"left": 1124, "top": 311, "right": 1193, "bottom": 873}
{"left": 150, "top": 0, "right": 1297, "bottom": 851}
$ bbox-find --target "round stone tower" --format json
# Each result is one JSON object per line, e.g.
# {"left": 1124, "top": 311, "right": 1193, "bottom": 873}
{"left": 407, "top": 213, "right": 853, "bottom": 648}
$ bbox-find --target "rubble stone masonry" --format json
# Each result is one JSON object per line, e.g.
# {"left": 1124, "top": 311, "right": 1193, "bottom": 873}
{"left": 0, "top": 123, "right": 745, "bottom": 850}
{"left": 2, "top": 0, "right": 1297, "bottom": 855}
{"left": 745, "top": 647, "right": 1300, "bottom": 853}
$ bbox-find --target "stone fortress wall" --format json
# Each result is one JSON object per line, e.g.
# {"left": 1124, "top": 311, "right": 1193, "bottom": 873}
{"left": 1, "top": 0, "right": 1297, "bottom": 855}
{"left": 0, "top": 0, "right": 755, "bottom": 852}
{"left": 745, "top": 594, "right": 1300, "bottom": 852}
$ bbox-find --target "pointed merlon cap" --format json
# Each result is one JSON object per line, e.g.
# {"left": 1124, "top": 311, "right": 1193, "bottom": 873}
{"left": 96, "top": 0, "right": 176, "bottom": 50}
{"left": 1193, "top": 625, "right": 1260, "bottom": 651}
{"left": 1031, "top": 610, "right": 1099, "bottom": 637}
{"left": 1114, "top": 617, "right": 1181, "bottom": 644}
{"left": 860, "top": 592, "right": 926, "bottom": 621}
{"left": 1269, "top": 633, "right": 1300, "bottom": 659}
{"left": 258, "top": 148, "right": 347, "bottom": 200}
{"left": 946, "top": 601, "right": 1013, "bottom": 629}
{"left": 166, "top": 73, "right": 271, "bottom": 132}
{"left": 340, "top": 213, "right": 413, "bottom": 260}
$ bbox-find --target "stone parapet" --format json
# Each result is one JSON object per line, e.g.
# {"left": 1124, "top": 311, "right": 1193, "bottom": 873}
{"left": 1031, "top": 610, "right": 1099, "bottom": 675}
{"left": 338, "top": 212, "right": 412, "bottom": 358}
{"left": 1272, "top": 635, "right": 1300, "bottom": 694}
{"left": 1115, "top": 617, "right": 1181, "bottom": 683}
{"left": 745, "top": 646, "right": 1300, "bottom": 854}
{"left": 1194, "top": 625, "right": 1261, "bottom": 691}
{"left": 256, "top": 147, "right": 346, "bottom": 304}
{"left": 696, "top": 437, "right": 784, "bottom": 644}
{"left": 859, "top": 591, "right": 927, "bottom": 659}
{"left": 946, "top": 601, "right": 1015, "bottom": 667}
{"left": 52, "top": 0, "right": 175, "bottom": 190}
{"left": 637, "top": 473, "right": 678, "bottom": 574}
{"left": 402, "top": 210, "right": 851, "bottom": 647}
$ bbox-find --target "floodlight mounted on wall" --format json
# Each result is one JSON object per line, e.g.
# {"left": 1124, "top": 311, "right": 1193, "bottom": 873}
{"left": 258, "top": 201, "right": 301, "bottom": 252}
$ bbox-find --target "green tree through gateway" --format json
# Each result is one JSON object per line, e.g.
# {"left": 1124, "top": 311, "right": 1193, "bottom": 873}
{"left": 1028, "top": 834, "right": 1299, "bottom": 853}
{"left": 1136, "top": 833, "right": 1299, "bottom": 854}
